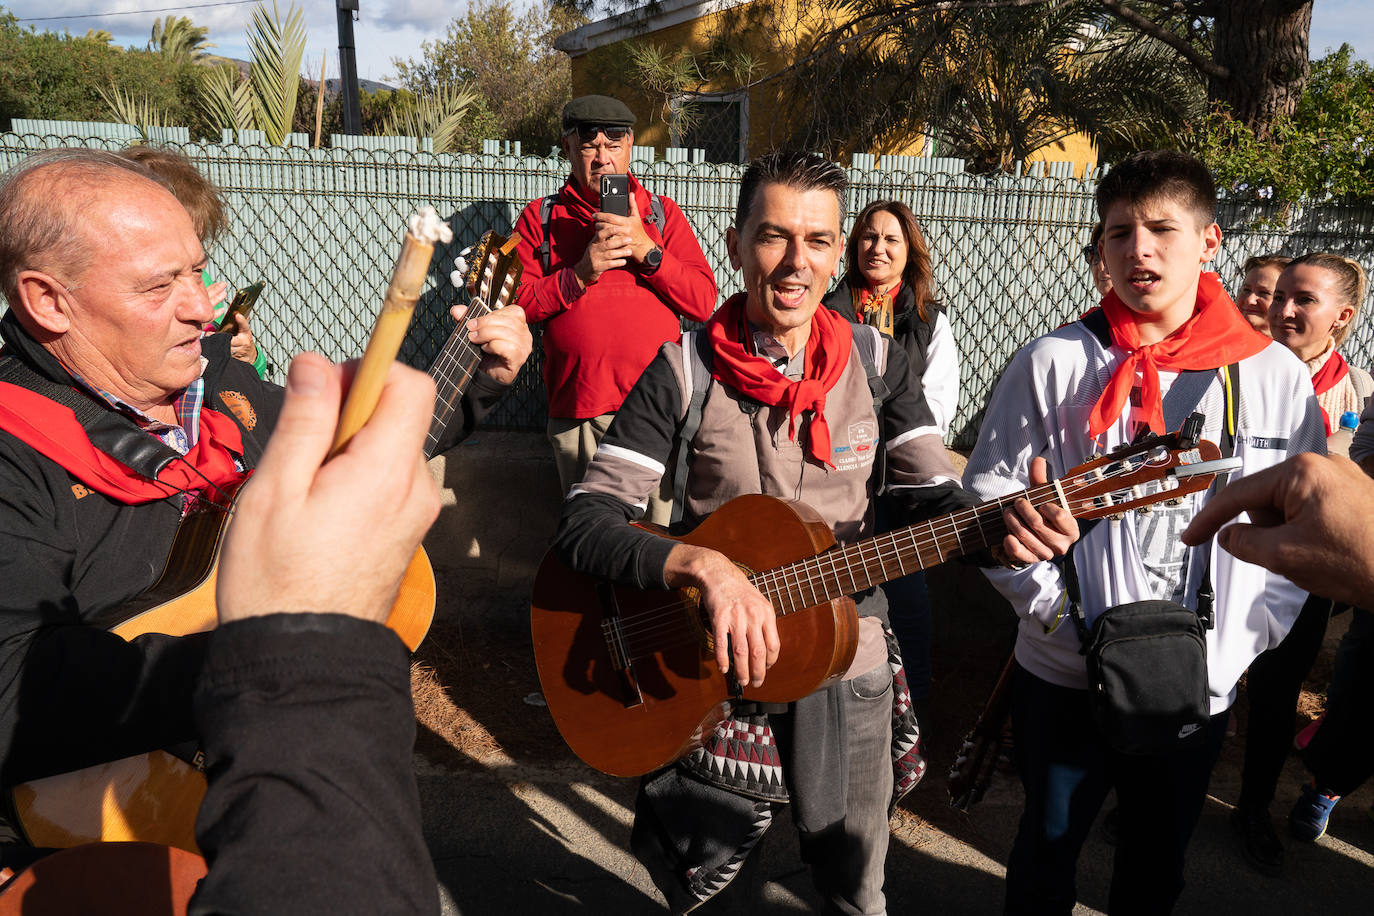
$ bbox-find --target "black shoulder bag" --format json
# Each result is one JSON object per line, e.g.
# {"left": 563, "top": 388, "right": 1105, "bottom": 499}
{"left": 1062, "top": 363, "right": 1240, "bottom": 755}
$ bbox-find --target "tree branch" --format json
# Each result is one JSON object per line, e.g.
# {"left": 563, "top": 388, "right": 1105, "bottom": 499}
{"left": 1098, "top": 0, "right": 1227, "bottom": 80}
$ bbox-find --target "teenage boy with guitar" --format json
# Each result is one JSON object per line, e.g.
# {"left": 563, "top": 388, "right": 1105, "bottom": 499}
{"left": 962, "top": 150, "right": 1325, "bottom": 915}
{"left": 553, "top": 150, "right": 1077, "bottom": 913}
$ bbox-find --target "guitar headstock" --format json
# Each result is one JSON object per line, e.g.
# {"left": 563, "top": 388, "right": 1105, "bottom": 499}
{"left": 1062, "top": 433, "right": 1236, "bottom": 521}
{"left": 457, "top": 230, "right": 524, "bottom": 315}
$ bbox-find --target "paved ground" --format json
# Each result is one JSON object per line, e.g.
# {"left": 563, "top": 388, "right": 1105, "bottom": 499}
{"left": 414, "top": 432, "right": 1374, "bottom": 914}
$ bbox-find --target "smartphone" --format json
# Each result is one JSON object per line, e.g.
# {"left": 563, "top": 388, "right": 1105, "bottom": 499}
{"left": 600, "top": 174, "right": 630, "bottom": 217}
{"left": 216, "top": 281, "right": 266, "bottom": 332}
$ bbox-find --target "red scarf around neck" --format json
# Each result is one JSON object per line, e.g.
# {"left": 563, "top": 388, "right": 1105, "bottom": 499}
{"left": 1310, "top": 347, "right": 1350, "bottom": 435}
{"left": 706, "top": 293, "right": 853, "bottom": 468}
{"left": 1087, "top": 272, "right": 1270, "bottom": 439}
{"left": 0, "top": 381, "right": 245, "bottom": 504}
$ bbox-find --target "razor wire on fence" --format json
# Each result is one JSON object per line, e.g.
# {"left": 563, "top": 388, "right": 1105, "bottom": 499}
{"left": 4, "top": 128, "right": 1374, "bottom": 448}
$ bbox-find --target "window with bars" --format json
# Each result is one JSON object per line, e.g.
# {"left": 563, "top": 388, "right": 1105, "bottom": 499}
{"left": 671, "top": 91, "right": 747, "bottom": 164}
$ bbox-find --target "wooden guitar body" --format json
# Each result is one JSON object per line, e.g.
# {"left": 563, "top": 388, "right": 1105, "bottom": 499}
{"left": 531, "top": 494, "right": 859, "bottom": 778}
{"left": 12, "top": 488, "right": 436, "bottom": 853}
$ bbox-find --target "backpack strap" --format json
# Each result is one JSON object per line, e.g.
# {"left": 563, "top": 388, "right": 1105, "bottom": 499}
{"left": 670, "top": 330, "right": 715, "bottom": 529}
{"left": 852, "top": 323, "right": 890, "bottom": 415}
{"left": 647, "top": 193, "right": 665, "bottom": 230}
{"left": 538, "top": 194, "right": 557, "bottom": 274}
{"left": 1080, "top": 308, "right": 1111, "bottom": 349}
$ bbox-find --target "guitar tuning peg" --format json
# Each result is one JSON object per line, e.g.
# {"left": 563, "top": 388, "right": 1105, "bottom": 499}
{"left": 1165, "top": 498, "right": 1184, "bottom": 506}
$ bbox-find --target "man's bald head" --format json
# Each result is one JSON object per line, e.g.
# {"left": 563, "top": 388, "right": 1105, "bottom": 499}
{"left": 0, "top": 148, "right": 175, "bottom": 309}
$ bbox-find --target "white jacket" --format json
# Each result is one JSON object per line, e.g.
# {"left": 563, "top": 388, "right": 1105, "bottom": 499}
{"left": 964, "top": 320, "right": 1326, "bottom": 714}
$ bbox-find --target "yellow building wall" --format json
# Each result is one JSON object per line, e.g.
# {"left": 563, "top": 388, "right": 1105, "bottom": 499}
{"left": 566, "top": 0, "right": 1098, "bottom": 173}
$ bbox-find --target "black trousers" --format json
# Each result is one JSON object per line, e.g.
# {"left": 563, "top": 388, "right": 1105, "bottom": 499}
{"left": 1238, "top": 593, "right": 1333, "bottom": 810}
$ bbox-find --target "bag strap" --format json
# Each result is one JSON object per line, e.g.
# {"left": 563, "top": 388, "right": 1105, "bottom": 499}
{"left": 1060, "top": 361, "right": 1240, "bottom": 646}
{"left": 0, "top": 355, "right": 182, "bottom": 479}
{"left": 647, "top": 193, "right": 664, "bottom": 230}
{"left": 670, "top": 330, "right": 715, "bottom": 529}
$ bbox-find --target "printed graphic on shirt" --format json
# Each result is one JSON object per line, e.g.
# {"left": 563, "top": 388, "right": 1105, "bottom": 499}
{"left": 219, "top": 391, "right": 257, "bottom": 430}
{"left": 71, "top": 484, "right": 91, "bottom": 499}
{"left": 833, "top": 419, "right": 879, "bottom": 472}
{"left": 1134, "top": 498, "right": 1195, "bottom": 602}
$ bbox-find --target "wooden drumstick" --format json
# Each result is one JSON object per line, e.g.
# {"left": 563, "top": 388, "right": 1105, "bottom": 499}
{"left": 329, "top": 207, "right": 452, "bottom": 456}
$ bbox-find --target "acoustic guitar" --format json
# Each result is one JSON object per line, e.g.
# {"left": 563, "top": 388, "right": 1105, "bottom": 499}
{"left": 10, "top": 227, "right": 524, "bottom": 854}
{"left": 531, "top": 430, "right": 1238, "bottom": 777}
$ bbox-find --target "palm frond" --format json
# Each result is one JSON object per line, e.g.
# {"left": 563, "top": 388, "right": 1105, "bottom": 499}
{"left": 199, "top": 63, "right": 255, "bottom": 136}
{"left": 247, "top": 1, "right": 307, "bottom": 145}
{"left": 96, "top": 86, "right": 170, "bottom": 142}
{"left": 382, "top": 85, "right": 482, "bottom": 154}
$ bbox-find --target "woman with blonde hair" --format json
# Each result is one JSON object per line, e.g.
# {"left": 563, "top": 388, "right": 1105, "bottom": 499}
{"left": 1269, "top": 252, "right": 1372, "bottom": 435}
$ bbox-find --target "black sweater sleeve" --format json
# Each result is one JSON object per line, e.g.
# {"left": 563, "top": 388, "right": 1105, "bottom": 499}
{"left": 189, "top": 614, "right": 438, "bottom": 916}
{"left": 553, "top": 350, "right": 682, "bottom": 590}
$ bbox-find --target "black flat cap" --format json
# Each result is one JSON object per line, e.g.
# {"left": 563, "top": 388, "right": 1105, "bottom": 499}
{"left": 562, "top": 95, "right": 636, "bottom": 131}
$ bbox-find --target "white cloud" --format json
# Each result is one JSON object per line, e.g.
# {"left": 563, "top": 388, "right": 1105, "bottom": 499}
{"left": 377, "top": 0, "right": 458, "bottom": 33}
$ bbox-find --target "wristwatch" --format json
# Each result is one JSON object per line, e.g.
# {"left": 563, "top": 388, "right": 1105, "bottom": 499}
{"left": 642, "top": 246, "right": 663, "bottom": 275}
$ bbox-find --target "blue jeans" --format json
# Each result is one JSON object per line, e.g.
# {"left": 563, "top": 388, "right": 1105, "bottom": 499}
{"left": 1004, "top": 665, "right": 1227, "bottom": 916}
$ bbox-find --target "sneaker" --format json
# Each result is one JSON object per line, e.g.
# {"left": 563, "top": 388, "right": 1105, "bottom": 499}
{"left": 1230, "top": 804, "right": 1284, "bottom": 875}
{"left": 1288, "top": 784, "right": 1341, "bottom": 841}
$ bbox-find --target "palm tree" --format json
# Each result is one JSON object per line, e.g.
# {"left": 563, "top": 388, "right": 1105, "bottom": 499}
{"left": 149, "top": 15, "right": 215, "bottom": 62}
{"left": 918, "top": 4, "right": 1204, "bottom": 172}
{"left": 758, "top": 0, "right": 1204, "bottom": 169}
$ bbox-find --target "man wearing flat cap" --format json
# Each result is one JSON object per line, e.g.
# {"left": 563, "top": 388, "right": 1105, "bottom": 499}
{"left": 514, "top": 94, "right": 716, "bottom": 521}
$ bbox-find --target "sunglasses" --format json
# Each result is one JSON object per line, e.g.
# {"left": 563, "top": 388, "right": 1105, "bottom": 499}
{"left": 1082, "top": 244, "right": 1098, "bottom": 265}
{"left": 569, "top": 125, "right": 631, "bottom": 143}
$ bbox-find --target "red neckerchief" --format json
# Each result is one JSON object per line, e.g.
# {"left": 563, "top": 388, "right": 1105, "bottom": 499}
{"left": 705, "top": 293, "right": 852, "bottom": 468}
{"left": 1087, "top": 272, "right": 1270, "bottom": 439}
{"left": 558, "top": 173, "right": 666, "bottom": 249}
{"left": 0, "top": 381, "right": 245, "bottom": 504}
{"left": 1310, "top": 347, "right": 1350, "bottom": 436}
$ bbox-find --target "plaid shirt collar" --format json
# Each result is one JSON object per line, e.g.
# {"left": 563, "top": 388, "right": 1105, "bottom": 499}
{"left": 69, "top": 357, "right": 209, "bottom": 455}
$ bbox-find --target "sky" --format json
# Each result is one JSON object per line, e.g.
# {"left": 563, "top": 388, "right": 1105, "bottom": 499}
{"left": 4, "top": 0, "right": 1373, "bottom": 89}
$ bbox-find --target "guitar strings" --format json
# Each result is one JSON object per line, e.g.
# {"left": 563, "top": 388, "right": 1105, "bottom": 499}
{"left": 602, "top": 459, "right": 1158, "bottom": 661}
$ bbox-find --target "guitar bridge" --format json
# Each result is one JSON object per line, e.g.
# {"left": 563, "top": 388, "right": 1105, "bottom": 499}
{"left": 597, "top": 582, "right": 644, "bottom": 709}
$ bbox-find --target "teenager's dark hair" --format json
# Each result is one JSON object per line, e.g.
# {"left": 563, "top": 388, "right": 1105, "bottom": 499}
{"left": 1285, "top": 251, "right": 1368, "bottom": 348}
{"left": 735, "top": 150, "right": 847, "bottom": 230}
{"left": 1096, "top": 150, "right": 1216, "bottom": 227}
{"left": 842, "top": 199, "right": 940, "bottom": 322}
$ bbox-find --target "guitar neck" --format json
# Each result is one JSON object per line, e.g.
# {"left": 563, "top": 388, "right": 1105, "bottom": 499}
{"left": 748, "top": 490, "right": 1028, "bottom": 617}
{"left": 746, "top": 434, "right": 1230, "bottom": 615}
{"left": 424, "top": 298, "right": 494, "bottom": 459}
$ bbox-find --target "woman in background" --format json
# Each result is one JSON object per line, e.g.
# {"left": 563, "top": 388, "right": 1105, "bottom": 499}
{"left": 1235, "top": 253, "right": 1290, "bottom": 336}
{"left": 823, "top": 199, "right": 959, "bottom": 725}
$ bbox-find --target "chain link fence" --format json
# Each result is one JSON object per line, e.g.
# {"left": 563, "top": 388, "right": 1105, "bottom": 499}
{"left": 4, "top": 130, "right": 1374, "bottom": 447}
